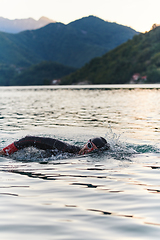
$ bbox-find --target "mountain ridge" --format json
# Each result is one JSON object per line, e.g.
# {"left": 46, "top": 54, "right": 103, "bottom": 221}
{"left": 0, "top": 15, "right": 138, "bottom": 68}
{"left": 0, "top": 15, "right": 139, "bottom": 85}
{"left": 0, "top": 16, "right": 55, "bottom": 33}
{"left": 61, "top": 25, "right": 160, "bottom": 84}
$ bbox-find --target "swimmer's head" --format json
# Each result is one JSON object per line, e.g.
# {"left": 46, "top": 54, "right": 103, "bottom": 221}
{"left": 90, "top": 137, "right": 107, "bottom": 149}
{"left": 79, "top": 137, "right": 109, "bottom": 155}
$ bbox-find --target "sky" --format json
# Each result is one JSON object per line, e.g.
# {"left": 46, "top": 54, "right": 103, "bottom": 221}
{"left": 0, "top": 0, "right": 159, "bottom": 32}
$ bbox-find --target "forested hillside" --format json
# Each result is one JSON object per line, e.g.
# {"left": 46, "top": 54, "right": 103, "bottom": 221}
{"left": 0, "top": 61, "right": 76, "bottom": 86}
{"left": 0, "top": 15, "right": 139, "bottom": 85}
{"left": 12, "top": 61, "right": 76, "bottom": 85}
{"left": 0, "top": 15, "right": 137, "bottom": 69}
{"left": 61, "top": 25, "right": 160, "bottom": 84}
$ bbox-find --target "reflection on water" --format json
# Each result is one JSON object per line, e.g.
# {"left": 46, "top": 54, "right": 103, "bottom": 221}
{"left": 1, "top": 86, "right": 160, "bottom": 144}
{"left": 1, "top": 86, "right": 160, "bottom": 239}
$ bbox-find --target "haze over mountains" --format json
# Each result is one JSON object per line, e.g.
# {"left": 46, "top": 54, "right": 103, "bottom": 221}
{"left": 0, "top": 16, "right": 55, "bottom": 33}
{"left": 0, "top": 15, "right": 138, "bottom": 85}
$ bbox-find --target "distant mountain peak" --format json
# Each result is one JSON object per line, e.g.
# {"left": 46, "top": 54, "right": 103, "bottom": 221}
{"left": 39, "top": 16, "right": 55, "bottom": 22}
{"left": 0, "top": 16, "right": 55, "bottom": 33}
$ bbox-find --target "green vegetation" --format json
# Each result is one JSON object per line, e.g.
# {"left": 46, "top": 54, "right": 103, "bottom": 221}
{"left": 0, "top": 64, "right": 16, "bottom": 86}
{"left": 0, "top": 15, "right": 137, "bottom": 69}
{"left": 61, "top": 25, "right": 160, "bottom": 84}
{"left": 0, "top": 15, "right": 138, "bottom": 86}
{"left": 0, "top": 62, "right": 76, "bottom": 86}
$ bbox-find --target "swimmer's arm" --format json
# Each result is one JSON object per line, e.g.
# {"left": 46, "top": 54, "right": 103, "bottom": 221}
{"left": 0, "top": 143, "right": 18, "bottom": 156}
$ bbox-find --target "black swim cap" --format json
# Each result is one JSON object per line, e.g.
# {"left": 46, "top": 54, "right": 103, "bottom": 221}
{"left": 90, "top": 137, "right": 107, "bottom": 149}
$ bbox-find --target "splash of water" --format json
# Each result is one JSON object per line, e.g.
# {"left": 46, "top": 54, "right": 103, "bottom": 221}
{"left": 2, "top": 126, "right": 160, "bottom": 163}
{"left": 104, "top": 126, "right": 160, "bottom": 160}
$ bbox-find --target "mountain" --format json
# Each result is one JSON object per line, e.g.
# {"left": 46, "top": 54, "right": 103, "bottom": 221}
{"left": 0, "top": 61, "right": 76, "bottom": 86}
{"left": 0, "top": 15, "right": 138, "bottom": 70}
{"left": 12, "top": 61, "right": 76, "bottom": 86}
{"left": 61, "top": 25, "right": 160, "bottom": 84}
{"left": 0, "top": 16, "right": 55, "bottom": 33}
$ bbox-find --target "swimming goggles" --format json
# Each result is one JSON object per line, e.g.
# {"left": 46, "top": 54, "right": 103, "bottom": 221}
{"left": 87, "top": 140, "right": 93, "bottom": 149}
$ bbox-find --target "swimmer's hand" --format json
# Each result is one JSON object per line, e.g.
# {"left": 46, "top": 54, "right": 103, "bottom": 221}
{"left": 0, "top": 150, "right": 5, "bottom": 155}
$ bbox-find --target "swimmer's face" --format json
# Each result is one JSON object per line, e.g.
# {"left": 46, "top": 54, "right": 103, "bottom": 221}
{"left": 79, "top": 140, "right": 98, "bottom": 155}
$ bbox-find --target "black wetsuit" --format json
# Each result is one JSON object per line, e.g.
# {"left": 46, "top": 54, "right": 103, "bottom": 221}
{"left": 15, "top": 136, "right": 81, "bottom": 153}
{"left": 3, "top": 136, "right": 81, "bottom": 155}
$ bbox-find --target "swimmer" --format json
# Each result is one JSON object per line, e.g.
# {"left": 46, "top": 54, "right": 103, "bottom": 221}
{"left": 0, "top": 136, "right": 109, "bottom": 156}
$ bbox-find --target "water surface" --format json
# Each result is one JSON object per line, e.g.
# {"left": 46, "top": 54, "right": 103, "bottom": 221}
{"left": 1, "top": 85, "right": 160, "bottom": 240}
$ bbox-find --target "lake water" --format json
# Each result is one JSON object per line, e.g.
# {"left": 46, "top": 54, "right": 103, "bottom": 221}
{"left": 1, "top": 85, "right": 160, "bottom": 240}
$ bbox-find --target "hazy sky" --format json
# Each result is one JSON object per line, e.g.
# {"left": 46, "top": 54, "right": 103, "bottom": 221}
{"left": 0, "top": 0, "right": 159, "bottom": 32}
